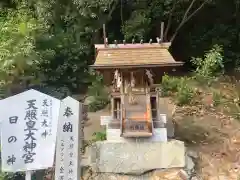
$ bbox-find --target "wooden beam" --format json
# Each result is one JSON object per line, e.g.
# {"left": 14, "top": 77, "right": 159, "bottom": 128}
{"left": 160, "top": 22, "right": 164, "bottom": 42}
{"left": 90, "top": 62, "right": 184, "bottom": 69}
{"left": 103, "top": 24, "right": 107, "bottom": 47}
{"left": 111, "top": 97, "right": 114, "bottom": 118}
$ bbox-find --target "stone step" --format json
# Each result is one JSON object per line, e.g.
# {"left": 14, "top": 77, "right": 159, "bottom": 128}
{"left": 108, "top": 120, "right": 121, "bottom": 129}
{"left": 81, "top": 156, "right": 90, "bottom": 167}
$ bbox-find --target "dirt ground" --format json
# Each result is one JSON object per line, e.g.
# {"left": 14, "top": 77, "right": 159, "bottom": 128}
{"left": 84, "top": 109, "right": 109, "bottom": 140}
{"left": 84, "top": 78, "right": 240, "bottom": 179}
{"left": 172, "top": 78, "right": 240, "bottom": 180}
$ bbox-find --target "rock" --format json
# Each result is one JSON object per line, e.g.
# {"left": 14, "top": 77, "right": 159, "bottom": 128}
{"left": 90, "top": 140, "right": 185, "bottom": 175}
{"left": 208, "top": 176, "right": 228, "bottom": 180}
{"left": 152, "top": 168, "right": 187, "bottom": 180}
{"left": 166, "top": 118, "right": 175, "bottom": 138}
{"left": 89, "top": 168, "right": 188, "bottom": 180}
{"left": 184, "top": 150, "right": 198, "bottom": 178}
{"left": 191, "top": 176, "right": 199, "bottom": 180}
{"left": 84, "top": 96, "right": 95, "bottom": 105}
{"left": 186, "top": 155, "right": 195, "bottom": 170}
{"left": 81, "top": 155, "right": 90, "bottom": 167}
{"left": 185, "top": 155, "right": 195, "bottom": 175}
{"left": 186, "top": 150, "right": 198, "bottom": 159}
{"left": 179, "top": 169, "right": 188, "bottom": 180}
{"left": 90, "top": 172, "right": 151, "bottom": 180}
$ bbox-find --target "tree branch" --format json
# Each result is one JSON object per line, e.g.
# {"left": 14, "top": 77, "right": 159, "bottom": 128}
{"left": 170, "top": 0, "right": 210, "bottom": 42}
{"left": 181, "top": 0, "right": 197, "bottom": 23}
{"left": 107, "top": 0, "right": 118, "bottom": 20}
{"left": 91, "top": 0, "right": 118, "bottom": 44}
{"left": 164, "top": 0, "right": 179, "bottom": 41}
{"left": 184, "top": 0, "right": 210, "bottom": 24}
{"left": 120, "top": 0, "right": 124, "bottom": 26}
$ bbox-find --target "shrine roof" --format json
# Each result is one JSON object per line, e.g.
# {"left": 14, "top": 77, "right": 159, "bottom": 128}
{"left": 91, "top": 42, "right": 184, "bottom": 69}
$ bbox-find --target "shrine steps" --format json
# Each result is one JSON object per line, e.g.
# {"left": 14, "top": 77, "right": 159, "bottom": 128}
{"left": 120, "top": 93, "right": 154, "bottom": 138}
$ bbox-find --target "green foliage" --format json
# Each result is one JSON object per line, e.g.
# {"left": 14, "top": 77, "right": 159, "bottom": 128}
{"left": 161, "top": 74, "right": 180, "bottom": 96}
{"left": 122, "top": 10, "right": 151, "bottom": 40}
{"left": 0, "top": 4, "right": 48, "bottom": 85}
{"left": 87, "top": 71, "right": 106, "bottom": 97}
{"left": 28, "top": 84, "right": 71, "bottom": 99}
{"left": 161, "top": 74, "right": 194, "bottom": 105}
{"left": 36, "top": 0, "right": 118, "bottom": 93}
{"left": 92, "top": 130, "right": 106, "bottom": 141}
{"left": 38, "top": 30, "right": 91, "bottom": 93}
{"left": 161, "top": 45, "right": 225, "bottom": 106}
{"left": 175, "top": 78, "right": 194, "bottom": 106}
{"left": 0, "top": 172, "right": 24, "bottom": 180}
{"left": 212, "top": 90, "right": 223, "bottom": 107}
{"left": 191, "top": 45, "right": 224, "bottom": 83}
{"left": 87, "top": 71, "right": 109, "bottom": 112}
{"left": 88, "top": 96, "right": 109, "bottom": 112}
{"left": 232, "top": 105, "right": 240, "bottom": 121}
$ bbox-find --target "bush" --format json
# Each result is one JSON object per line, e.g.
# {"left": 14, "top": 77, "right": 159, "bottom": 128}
{"left": 87, "top": 71, "right": 109, "bottom": 112}
{"left": 0, "top": 172, "right": 24, "bottom": 180}
{"left": 191, "top": 45, "right": 224, "bottom": 84}
{"left": 88, "top": 96, "right": 109, "bottom": 112}
{"left": 92, "top": 130, "right": 106, "bottom": 141}
{"left": 232, "top": 105, "right": 240, "bottom": 120}
{"left": 212, "top": 90, "right": 223, "bottom": 106}
{"left": 161, "top": 74, "right": 181, "bottom": 96}
{"left": 175, "top": 78, "right": 194, "bottom": 105}
{"left": 160, "top": 75, "right": 194, "bottom": 105}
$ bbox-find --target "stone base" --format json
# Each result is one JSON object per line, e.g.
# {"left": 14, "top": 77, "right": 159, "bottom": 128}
{"left": 107, "top": 128, "right": 167, "bottom": 142}
{"left": 87, "top": 168, "right": 187, "bottom": 180}
{"left": 101, "top": 115, "right": 172, "bottom": 142}
{"left": 90, "top": 140, "right": 185, "bottom": 175}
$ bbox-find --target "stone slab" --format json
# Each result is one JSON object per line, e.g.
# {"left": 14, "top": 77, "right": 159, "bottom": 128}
{"left": 100, "top": 116, "right": 112, "bottom": 125}
{"left": 107, "top": 129, "right": 125, "bottom": 142}
{"left": 102, "top": 114, "right": 171, "bottom": 141}
{"left": 106, "top": 128, "right": 167, "bottom": 142}
{"left": 151, "top": 128, "right": 167, "bottom": 142}
{"left": 90, "top": 140, "right": 185, "bottom": 175}
{"left": 159, "top": 114, "right": 167, "bottom": 123}
{"left": 89, "top": 172, "right": 151, "bottom": 180}
{"left": 166, "top": 118, "right": 175, "bottom": 138}
{"left": 83, "top": 168, "right": 188, "bottom": 180}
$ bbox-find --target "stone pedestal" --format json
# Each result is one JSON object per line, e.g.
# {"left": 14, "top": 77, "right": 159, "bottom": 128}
{"left": 101, "top": 115, "right": 168, "bottom": 142}
{"left": 106, "top": 128, "right": 167, "bottom": 142}
{"left": 88, "top": 168, "right": 188, "bottom": 180}
{"left": 90, "top": 140, "right": 185, "bottom": 175}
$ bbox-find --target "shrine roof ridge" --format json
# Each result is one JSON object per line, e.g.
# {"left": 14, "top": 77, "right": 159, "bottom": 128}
{"left": 95, "top": 42, "right": 171, "bottom": 50}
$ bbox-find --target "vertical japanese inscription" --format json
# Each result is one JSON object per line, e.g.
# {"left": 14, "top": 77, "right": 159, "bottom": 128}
{"left": 68, "top": 135, "right": 74, "bottom": 179}
{"left": 22, "top": 99, "right": 38, "bottom": 164}
{"left": 40, "top": 99, "right": 53, "bottom": 138}
{"left": 48, "top": 99, "right": 53, "bottom": 136}
{"left": 63, "top": 106, "right": 74, "bottom": 180}
{"left": 59, "top": 139, "right": 65, "bottom": 180}
{"left": 63, "top": 107, "right": 73, "bottom": 132}
{"left": 6, "top": 116, "right": 18, "bottom": 166}
{"left": 41, "top": 99, "right": 49, "bottom": 138}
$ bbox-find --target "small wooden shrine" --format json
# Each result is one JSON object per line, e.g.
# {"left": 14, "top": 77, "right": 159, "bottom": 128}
{"left": 91, "top": 38, "right": 183, "bottom": 138}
